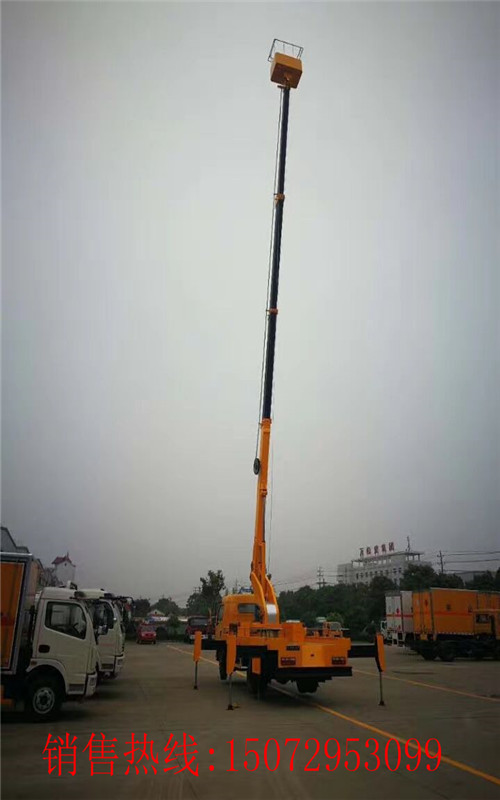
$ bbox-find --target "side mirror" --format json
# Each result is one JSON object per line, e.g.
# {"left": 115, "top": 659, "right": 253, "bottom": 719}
{"left": 97, "top": 624, "right": 108, "bottom": 637}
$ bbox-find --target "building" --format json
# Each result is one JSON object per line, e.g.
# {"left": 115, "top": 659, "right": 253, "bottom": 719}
{"left": 337, "top": 541, "right": 430, "bottom": 586}
{"left": 52, "top": 553, "right": 76, "bottom": 585}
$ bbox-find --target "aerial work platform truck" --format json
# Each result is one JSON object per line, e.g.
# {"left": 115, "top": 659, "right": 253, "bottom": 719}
{"left": 197, "top": 41, "right": 385, "bottom": 699}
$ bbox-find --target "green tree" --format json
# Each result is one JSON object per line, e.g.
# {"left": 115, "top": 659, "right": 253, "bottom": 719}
{"left": 186, "top": 570, "right": 226, "bottom": 618}
{"left": 200, "top": 569, "right": 226, "bottom": 617}
{"left": 277, "top": 590, "right": 301, "bottom": 621}
{"left": 465, "top": 571, "right": 496, "bottom": 591}
{"left": 301, "top": 610, "right": 317, "bottom": 628}
{"left": 400, "top": 563, "right": 438, "bottom": 590}
{"left": 133, "top": 598, "right": 151, "bottom": 617}
{"left": 344, "top": 605, "right": 369, "bottom": 638}
{"left": 186, "top": 590, "right": 209, "bottom": 616}
{"left": 367, "top": 576, "right": 397, "bottom": 622}
{"left": 326, "top": 611, "right": 344, "bottom": 625}
{"left": 435, "top": 573, "right": 464, "bottom": 588}
{"left": 156, "top": 596, "right": 180, "bottom": 616}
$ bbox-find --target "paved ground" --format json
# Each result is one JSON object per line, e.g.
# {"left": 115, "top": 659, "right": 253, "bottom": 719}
{"left": 2, "top": 643, "right": 499, "bottom": 799}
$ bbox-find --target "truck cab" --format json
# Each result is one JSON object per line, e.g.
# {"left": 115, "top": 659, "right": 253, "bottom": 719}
{"left": 28, "top": 587, "right": 99, "bottom": 712}
{"left": 473, "top": 609, "right": 500, "bottom": 658}
{"left": 2, "top": 554, "right": 99, "bottom": 722}
{"left": 216, "top": 594, "right": 263, "bottom": 632}
{"left": 80, "top": 589, "right": 125, "bottom": 679}
{"left": 185, "top": 615, "right": 213, "bottom": 643}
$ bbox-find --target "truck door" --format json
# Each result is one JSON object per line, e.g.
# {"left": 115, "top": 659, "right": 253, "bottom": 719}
{"left": 97, "top": 602, "right": 117, "bottom": 671}
{"left": 34, "top": 601, "right": 92, "bottom": 692}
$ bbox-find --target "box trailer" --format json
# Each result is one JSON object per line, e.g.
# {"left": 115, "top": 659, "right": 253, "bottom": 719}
{"left": 412, "top": 588, "right": 500, "bottom": 661}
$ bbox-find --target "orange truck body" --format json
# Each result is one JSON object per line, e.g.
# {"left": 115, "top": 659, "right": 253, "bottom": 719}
{"left": 411, "top": 588, "right": 500, "bottom": 661}
{"left": 413, "top": 588, "right": 500, "bottom": 636}
{"left": 1, "top": 558, "right": 38, "bottom": 673}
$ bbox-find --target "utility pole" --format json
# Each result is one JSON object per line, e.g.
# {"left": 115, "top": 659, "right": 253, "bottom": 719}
{"left": 317, "top": 567, "right": 326, "bottom": 589}
{"left": 438, "top": 551, "right": 444, "bottom": 574}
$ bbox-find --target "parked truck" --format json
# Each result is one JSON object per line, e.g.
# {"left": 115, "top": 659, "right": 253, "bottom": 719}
{"left": 412, "top": 588, "right": 500, "bottom": 661}
{"left": 185, "top": 615, "right": 213, "bottom": 643}
{"left": 1, "top": 552, "right": 99, "bottom": 720}
{"left": 80, "top": 589, "right": 125, "bottom": 679}
{"left": 385, "top": 588, "right": 500, "bottom": 661}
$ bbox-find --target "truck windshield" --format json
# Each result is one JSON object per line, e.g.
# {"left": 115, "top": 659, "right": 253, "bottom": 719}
{"left": 45, "top": 602, "right": 87, "bottom": 640}
{"left": 189, "top": 618, "right": 208, "bottom": 628}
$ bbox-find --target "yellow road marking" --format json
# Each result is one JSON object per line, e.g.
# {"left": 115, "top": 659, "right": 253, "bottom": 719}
{"left": 167, "top": 644, "right": 500, "bottom": 787}
{"left": 354, "top": 668, "right": 500, "bottom": 703}
{"left": 167, "top": 644, "right": 216, "bottom": 666}
{"left": 273, "top": 686, "right": 500, "bottom": 787}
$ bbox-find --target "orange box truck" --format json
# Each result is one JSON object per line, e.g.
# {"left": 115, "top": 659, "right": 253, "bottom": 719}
{"left": 412, "top": 588, "right": 500, "bottom": 661}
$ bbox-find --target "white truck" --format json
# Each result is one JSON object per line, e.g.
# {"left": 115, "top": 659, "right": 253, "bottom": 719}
{"left": 80, "top": 589, "right": 125, "bottom": 679}
{"left": 1, "top": 552, "right": 99, "bottom": 721}
{"left": 385, "top": 590, "right": 414, "bottom": 646}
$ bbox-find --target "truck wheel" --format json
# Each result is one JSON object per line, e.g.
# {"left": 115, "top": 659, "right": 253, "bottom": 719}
{"left": 297, "top": 679, "right": 319, "bottom": 694}
{"left": 438, "top": 642, "right": 456, "bottom": 662}
{"left": 26, "top": 675, "right": 63, "bottom": 722}
{"left": 421, "top": 647, "right": 437, "bottom": 661}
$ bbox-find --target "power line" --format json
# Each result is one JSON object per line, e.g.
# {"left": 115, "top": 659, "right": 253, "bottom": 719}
{"left": 442, "top": 551, "right": 500, "bottom": 557}
{"left": 444, "top": 558, "right": 500, "bottom": 564}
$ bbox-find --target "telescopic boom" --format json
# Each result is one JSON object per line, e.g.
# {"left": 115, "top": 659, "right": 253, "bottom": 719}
{"left": 250, "top": 42, "right": 303, "bottom": 623}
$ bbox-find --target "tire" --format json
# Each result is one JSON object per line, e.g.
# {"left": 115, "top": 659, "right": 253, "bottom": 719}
{"left": 297, "top": 679, "right": 319, "bottom": 694}
{"left": 421, "top": 646, "right": 437, "bottom": 661}
{"left": 438, "top": 642, "right": 456, "bottom": 662}
{"left": 25, "top": 675, "right": 63, "bottom": 722}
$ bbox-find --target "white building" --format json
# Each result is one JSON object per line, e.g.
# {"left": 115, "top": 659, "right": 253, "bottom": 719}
{"left": 337, "top": 542, "right": 430, "bottom": 586}
{"left": 52, "top": 552, "right": 76, "bottom": 586}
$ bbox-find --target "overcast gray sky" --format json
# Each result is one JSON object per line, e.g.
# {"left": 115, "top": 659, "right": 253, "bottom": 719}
{"left": 2, "top": 1, "right": 499, "bottom": 602}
